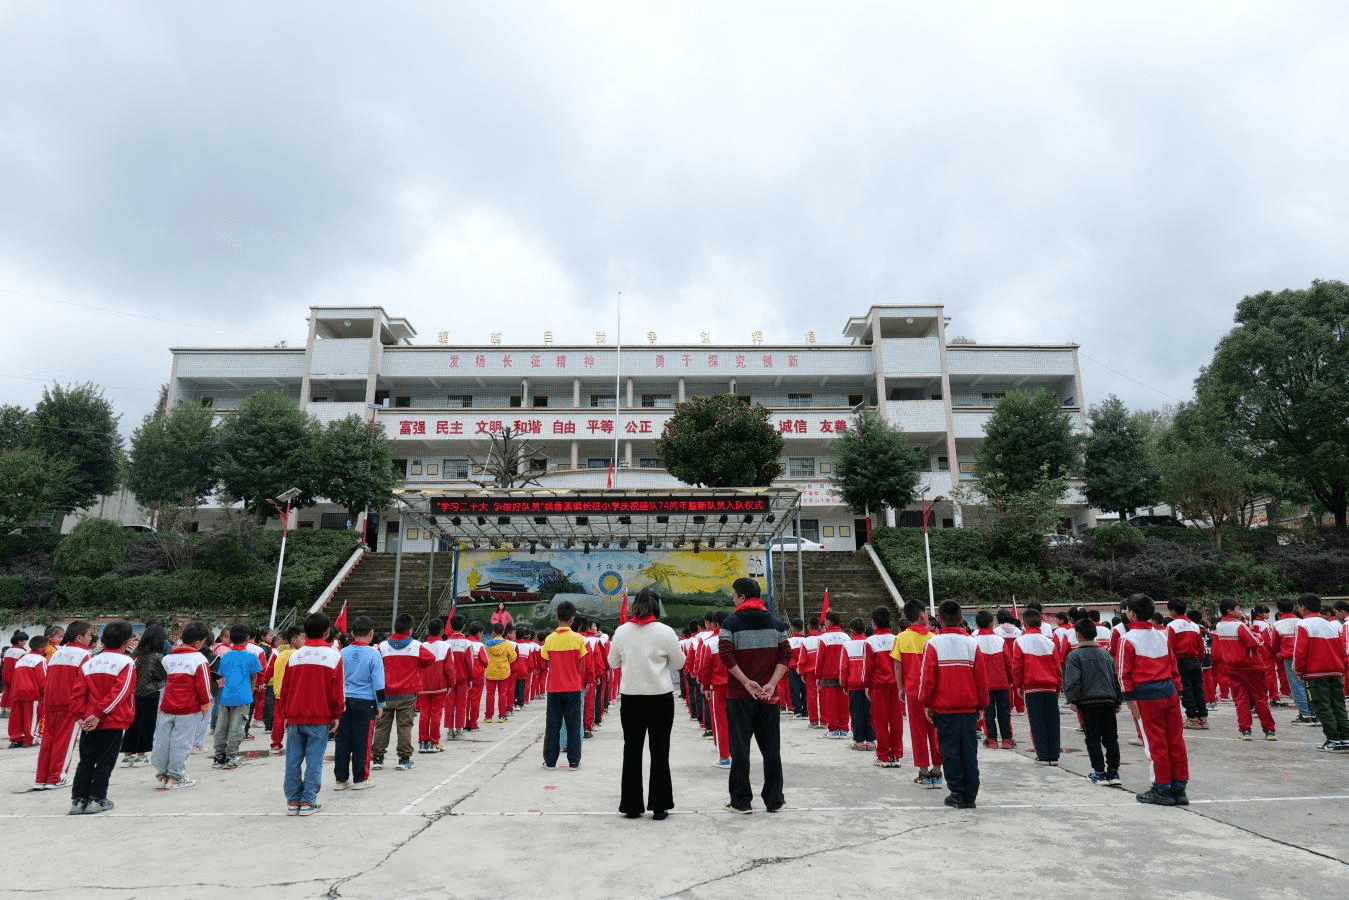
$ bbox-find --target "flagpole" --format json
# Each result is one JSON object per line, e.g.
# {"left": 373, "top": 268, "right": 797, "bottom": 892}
{"left": 922, "top": 489, "right": 936, "bottom": 618}
{"left": 612, "top": 290, "right": 622, "bottom": 485}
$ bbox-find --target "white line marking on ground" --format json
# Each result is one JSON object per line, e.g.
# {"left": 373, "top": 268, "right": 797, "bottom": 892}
{"left": 396, "top": 712, "right": 542, "bottom": 815}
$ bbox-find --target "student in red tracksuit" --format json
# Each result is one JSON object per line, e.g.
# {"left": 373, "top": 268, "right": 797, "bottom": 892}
{"left": 1293, "top": 594, "right": 1349, "bottom": 750}
{"left": 70, "top": 622, "right": 137, "bottom": 815}
{"left": 35, "top": 622, "right": 93, "bottom": 789}
{"left": 508, "top": 626, "right": 530, "bottom": 709}
{"left": 281, "top": 613, "right": 346, "bottom": 817}
{"left": 465, "top": 622, "right": 489, "bottom": 732}
{"left": 1165, "top": 600, "right": 1208, "bottom": 730}
{"left": 580, "top": 617, "right": 601, "bottom": 735}
{"left": 372, "top": 614, "right": 434, "bottom": 770}
{"left": 700, "top": 612, "right": 731, "bottom": 766}
{"left": 1118, "top": 594, "right": 1189, "bottom": 806}
{"left": 973, "top": 610, "right": 1014, "bottom": 750}
{"left": 815, "top": 611, "right": 850, "bottom": 737}
{"left": 1012, "top": 609, "right": 1061, "bottom": 763}
{"left": 865, "top": 606, "right": 904, "bottom": 767}
{"left": 892, "top": 601, "right": 942, "bottom": 787}
{"left": 993, "top": 612, "right": 1023, "bottom": 717}
{"left": 800, "top": 624, "right": 823, "bottom": 727}
{"left": 841, "top": 618, "right": 874, "bottom": 750}
{"left": 417, "top": 618, "right": 453, "bottom": 752}
{"left": 1273, "top": 597, "right": 1316, "bottom": 724}
{"left": 1213, "top": 599, "right": 1277, "bottom": 740}
{"left": 918, "top": 599, "right": 989, "bottom": 810}
{"left": 443, "top": 615, "right": 472, "bottom": 739}
{"left": 7, "top": 635, "right": 47, "bottom": 748}
{"left": 2, "top": 630, "right": 29, "bottom": 717}
{"left": 1250, "top": 605, "right": 1281, "bottom": 706}
{"left": 153, "top": 622, "right": 212, "bottom": 790}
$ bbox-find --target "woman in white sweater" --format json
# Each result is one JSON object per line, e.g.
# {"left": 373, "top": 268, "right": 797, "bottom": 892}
{"left": 607, "top": 588, "right": 686, "bottom": 820}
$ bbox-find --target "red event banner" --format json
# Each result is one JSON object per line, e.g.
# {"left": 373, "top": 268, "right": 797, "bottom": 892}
{"left": 429, "top": 496, "right": 771, "bottom": 516}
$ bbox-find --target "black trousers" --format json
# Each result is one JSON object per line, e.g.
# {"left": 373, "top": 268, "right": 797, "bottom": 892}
{"left": 1079, "top": 704, "right": 1120, "bottom": 774}
{"left": 73, "top": 729, "right": 124, "bottom": 802}
{"left": 789, "top": 669, "right": 806, "bottom": 714}
{"left": 544, "top": 691, "right": 583, "bottom": 767}
{"left": 688, "top": 677, "right": 703, "bottom": 720}
{"left": 849, "top": 690, "right": 874, "bottom": 742}
{"left": 933, "top": 712, "right": 979, "bottom": 802}
{"left": 334, "top": 698, "right": 378, "bottom": 784}
{"left": 984, "top": 689, "right": 1012, "bottom": 741}
{"left": 618, "top": 693, "right": 675, "bottom": 815}
{"left": 1026, "top": 691, "right": 1061, "bottom": 760}
{"left": 1177, "top": 657, "right": 1207, "bottom": 721}
{"left": 726, "top": 698, "right": 784, "bottom": 810}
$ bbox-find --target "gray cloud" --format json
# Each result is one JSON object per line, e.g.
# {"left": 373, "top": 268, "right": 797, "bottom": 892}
{"left": 2, "top": 1, "right": 1346, "bottom": 430}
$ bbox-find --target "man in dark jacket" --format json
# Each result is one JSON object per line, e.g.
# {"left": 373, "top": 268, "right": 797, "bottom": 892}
{"left": 1065, "top": 618, "right": 1124, "bottom": 786}
{"left": 717, "top": 577, "right": 792, "bottom": 814}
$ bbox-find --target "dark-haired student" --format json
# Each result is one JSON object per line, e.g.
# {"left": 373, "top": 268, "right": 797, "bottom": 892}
{"left": 1012, "top": 609, "right": 1061, "bottom": 764}
{"left": 918, "top": 600, "right": 988, "bottom": 810}
{"left": 70, "top": 621, "right": 137, "bottom": 815}
{"left": 282, "top": 613, "right": 345, "bottom": 816}
{"left": 7, "top": 634, "right": 46, "bottom": 749}
{"left": 541, "top": 600, "right": 588, "bottom": 769}
{"left": 35, "top": 622, "right": 92, "bottom": 789}
{"left": 1118, "top": 594, "right": 1189, "bottom": 806}
{"left": 152, "top": 621, "right": 212, "bottom": 790}
{"left": 335, "top": 616, "right": 385, "bottom": 790}
{"left": 972, "top": 610, "right": 1013, "bottom": 750}
{"left": 1064, "top": 619, "right": 1122, "bottom": 786}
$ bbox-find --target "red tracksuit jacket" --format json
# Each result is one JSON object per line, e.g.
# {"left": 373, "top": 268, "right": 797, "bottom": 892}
{"left": 863, "top": 630, "right": 898, "bottom": 688}
{"left": 79, "top": 650, "right": 137, "bottom": 730}
{"left": 1117, "top": 622, "right": 1180, "bottom": 694}
{"left": 378, "top": 634, "right": 435, "bottom": 698}
{"left": 917, "top": 628, "right": 989, "bottom": 714}
{"left": 1165, "top": 616, "right": 1205, "bottom": 660}
{"left": 281, "top": 639, "right": 346, "bottom": 725}
{"left": 1273, "top": 613, "right": 1300, "bottom": 661}
{"left": 815, "top": 627, "right": 848, "bottom": 683}
{"left": 10, "top": 651, "right": 47, "bottom": 703}
{"left": 840, "top": 635, "right": 868, "bottom": 691}
{"left": 44, "top": 645, "right": 90, "bottom": 711}
{"left": 1012, "top": 632, "right": 1061, "bottom": 693}
{"left": 419, "top": 636, "right": 453, "bottom": 694}
{"left": 1293, "top": 617, "right": 1348, "bottom": 680}
{"left": 161, "top": 647, "right": 212, "bottom": 715}
{"left": 1212, "top": 616, "right": 1263, "bottom": 671}
{"left": 973, "top": 628, "right": 1013, "bottom": 691}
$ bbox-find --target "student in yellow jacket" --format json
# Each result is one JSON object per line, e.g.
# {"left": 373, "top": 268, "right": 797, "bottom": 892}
{"left": 483, "top": 623, "right": 518, "bottom": 723}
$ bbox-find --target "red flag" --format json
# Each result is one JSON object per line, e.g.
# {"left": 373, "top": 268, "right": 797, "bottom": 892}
{"left": 1011, "top": 595, "right": 1020, "bottom": 622}
{"left": 606, "top": 462, "right": 614, "bottom": 489}
{"left": 333, "top": 600, "right": 348, "bottom": 634}
{"left": 819, "top": 588, "right": 830, "bottom": 627}
{"left": 619, "top": 590, "right": 629, "bottom": 624}
{"left": 450, "top": 595, "right": 457, "bottom": 623}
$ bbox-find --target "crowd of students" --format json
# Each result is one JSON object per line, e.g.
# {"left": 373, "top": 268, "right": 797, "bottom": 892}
{"left": 0, "top": 608, "right": 620, "bottom": 816}
{"left": 3, "top": 590, "right": 1346, "bottom": 816}
{"left": 678, "top": 591, "right": 1349, "bottom": 808}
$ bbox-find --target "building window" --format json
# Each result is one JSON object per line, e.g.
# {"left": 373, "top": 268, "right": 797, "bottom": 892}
{"left": 447, "top": 395, "right": 473, "bottom": 408}
{"left": 532, "top": 395, "right": 548, "bottom": 408}
{"left": 641, "top": 394, "right": 672, "bottom": 408}
{"left": 200, "top": 397, "right": 213, "bottom": 407}
{"left": 394, "top": 396, "right": 411, "bottom": 408}
{"left": 980, "top": 392, "right": 1005, "bottom": 403}
{"left": 847, "top": 394, "right": 864, "bottom": 408}
{"left": 509, "top": 395, "right": 522, "bottom": 408}
{"left": 394, "top": 459, "right": 408, "bottom": 478}
{"left": 638, "top": 457, "right": 663, "bottom": 469}
{"left": 798, "top": 519, "right": 820, "bottom": 542}
{"left": 787, "top": 393, "right": 812, "bottom": 408}
{"left": 788, "top": 457, "right": 815, "bottom": 478}
{"left": 443, "top": 458, "right": 470, "bottom": 479}
{"left": 587, "top": 457, "right": 611, "bottom": 469}
{"left": 311, "top": 396, "right": 328, "bottom": 403}
{"left": 937, "top": 456, "right": 949, "bottom": 472}
{"left": 529, "top": 457, "right": 548, "bottom": 472}
{"left": 590, "top": 394, "right": 616, "bottom": 408}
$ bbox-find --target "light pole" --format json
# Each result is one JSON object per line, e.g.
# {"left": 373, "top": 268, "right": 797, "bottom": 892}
{"left": 920, "top": 486, "right": 945, "bottom": 619}
{"left": 268, "top": 487, "right": 302, "bottom": 631}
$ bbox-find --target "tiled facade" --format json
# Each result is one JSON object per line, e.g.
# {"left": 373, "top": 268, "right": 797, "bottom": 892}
{"left": 168, "top": 305, "right": 1091, "bottom": 551}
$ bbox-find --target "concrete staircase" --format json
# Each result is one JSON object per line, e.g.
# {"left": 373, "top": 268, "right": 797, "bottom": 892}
{"left": 324, "top": 552, "right": 456, "bottom": 632}
{"left": 769, "top": 549, "right": 900, "bottom": 626}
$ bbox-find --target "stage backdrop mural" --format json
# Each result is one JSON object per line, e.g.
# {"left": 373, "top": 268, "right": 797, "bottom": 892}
{"left": 455, "top": 548, "right": 766, "bottom": 621}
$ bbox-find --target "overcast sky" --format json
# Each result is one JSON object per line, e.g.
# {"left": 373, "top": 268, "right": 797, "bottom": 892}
{"left": 2, "top": 1, "right": 1345, "bottom": 435}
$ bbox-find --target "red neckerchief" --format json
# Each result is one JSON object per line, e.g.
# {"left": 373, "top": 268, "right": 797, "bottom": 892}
{"left": 1126, "top": 621, "right": 1154, "bottom": 631}
{"left": 976, "top": 628, "right": 996, "bottom": 635}
{"left": 909, "top": 624, "right": 930, "bottom": 635}
{"left": 230, "top": 644, "right": 247, "bottom": 651}
{"left": 630, "top": 615, "right": 658, "bottom": 625}
{"left": 736, "top": 598, "right": 767, "bottom": 612}
{"left": 938, "top": 627, "right": 966, "bottom": 635}
{"left": 874, "top": 628, "right": 892, "bottom": 635}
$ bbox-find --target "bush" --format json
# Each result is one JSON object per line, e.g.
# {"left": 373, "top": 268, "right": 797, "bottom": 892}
{"left": 115, "top": 536, "right": 170, "bottom": 577}
{"left": 52, "top": 518, "right": 129, "bottom": 576}
{"left": 0, "top": 574, "right": 24, "bottom": 609}
{"left": 1092, "top": 523, "right": 1145, "bottom": 558}
{"left": 0, "top": 531, "right": 61, "bottom": 563}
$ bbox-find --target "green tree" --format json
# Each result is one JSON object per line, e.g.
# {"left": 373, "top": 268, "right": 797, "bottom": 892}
{"left": 1196, "top": 279, "right": 1349, "bottom": 528}
{"left": 830, "top": 408, "right": 925, "bottom": 519}
{"left": 314, "top": 414, "right": 400, "bottom": 523}
{"left": 29, "top": 382, "right": 124, "bottom": 511}
{"left": 214, "top": 391, "right": 319, "bottom": 521}
{"left": 1154, "top": 402, "right": 1254, "bottom": 549}
{"left": 974, "top": 388, "right": 1077, "bottom": 498}
{"left": 1082, "top": 394, "right": 1162, "bottom": 520}
{"left": 0, "top": 449, "right": 76, "bottom": 531}
{"left": 0, "top": 404, "right": 31, "bottom": 450}
{"left": 127, "top": 401, "right": 219, "bottom": 509}
{"left": 656, "top": 394, "right": 785, "bottom": 487}
{"left": 52, "top": 517, "right": 129, "bottom": 576}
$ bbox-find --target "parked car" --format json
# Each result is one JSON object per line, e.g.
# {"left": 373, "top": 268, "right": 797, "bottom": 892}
{"left": 1044, "top": 533, "right": 1080, "bottom": 547}
{"left": 767, "top": 536, "right": 825, "bottom": 552}
{"left": 1127, "top": 515, "right": 1186, "bottom": 528}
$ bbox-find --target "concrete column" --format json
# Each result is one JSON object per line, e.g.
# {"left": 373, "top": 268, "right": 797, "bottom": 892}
{"left": 678, "top": 377, "right": 685, "bottom": 402}
{"left": 570, "top": 441, "right": 578, "bottom": 469}
{"left": 626, "top": 377, "right": 634, "bottom": 408}
{"left": 573, "top": 378, "right": 581, "bottom": 408}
